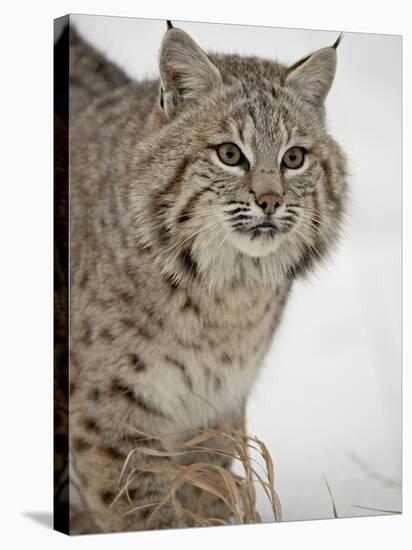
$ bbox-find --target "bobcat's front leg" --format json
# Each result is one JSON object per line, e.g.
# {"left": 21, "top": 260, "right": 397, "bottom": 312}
{"left": 70, "top": 407, "right": 186, "bottom": 532}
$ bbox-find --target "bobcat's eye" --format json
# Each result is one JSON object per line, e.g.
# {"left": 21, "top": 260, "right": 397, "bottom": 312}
{"left": 282, "top": 146, "right": 305, "bottom": 169}
{"left": 217, "top": 143, "right": 243, "bottom": 166}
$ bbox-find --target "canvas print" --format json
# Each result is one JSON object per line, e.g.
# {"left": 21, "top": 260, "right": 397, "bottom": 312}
{"left": 54, "top": 14, "right": 401, "bottom": 535}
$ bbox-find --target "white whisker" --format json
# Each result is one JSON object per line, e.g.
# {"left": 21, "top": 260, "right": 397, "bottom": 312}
{"left": 173, "top": 218, "right": 223, "bottom": 253}
{"left": 210, "top": 231, "right": 230, "bottom": 265}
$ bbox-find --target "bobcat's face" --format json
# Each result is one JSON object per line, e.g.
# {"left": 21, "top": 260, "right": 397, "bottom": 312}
{"left": 131, "top": 28, "right": 347, "bottom": 288}
{"left": 164, "top": 88, "right": 346, "bottom": 262}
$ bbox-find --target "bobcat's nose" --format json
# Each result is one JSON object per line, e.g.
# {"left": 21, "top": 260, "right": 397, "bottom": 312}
{"left": 256, "top": 194, "right": 283, "bottom": 215}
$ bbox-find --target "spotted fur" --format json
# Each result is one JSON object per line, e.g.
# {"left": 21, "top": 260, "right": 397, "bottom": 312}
{"left": 67, "top": 23, "right": 348, "bottom": 533}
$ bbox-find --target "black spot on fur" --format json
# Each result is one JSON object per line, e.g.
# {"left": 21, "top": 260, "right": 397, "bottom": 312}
{"left": 100, "top": 490, "right": 115, "bottom": 505}
{"left": 128, "top": 353, "right": 146, "bottom": 372}
{"left": 81, "top": 417, "right": 100, "bottom": 433}
{"left": 127, "top": 488, "right": 138, "bottom": 501}
{"left": 111, "top": 378, "right": 135, "bottom": 401}
{"left": 120, "top": 318, "right": 135, "bottom": 330}
{"left": 122, "top": 319, "right": 153, "bottom": 340}
{"left": 79, "top": 271, "right": 89, "bottom": 288}
{"left": 230, "top": 213, "right": 250, "bottom": 223}
{"left": 154, "top": 157, "right": 191, "bottom": 242}
{"left": 88, "top": 388, "right": 101, "bottom": 401}
{"left": 178, "top": 213, "right": 190, "bottom": 224}
{"left": 136, "top": 325, "right": 153, "bottom": 340}
{"left": 112, "top": 288, "right": 134, "bottom": 304}
{"left": 179, "top": 248, "right": 198, "bottom": 278}
{"left": 165, "top": 355, "right": 193, "bottom": 390}
{"left": 221, "top": 352, "right": 232, "bottom": 363}
{"left": 158, "top": 221, "right": 172, "bottom": 244}
{"left": 182, "top": 296, "right": 200, "bottom": 315}
{"left": 177, "top": 188, "right": 210, "bottom": 225}
{"left": 226, "top": 207, "right": 249, "bottom": 215}
{"left": 176, "top": 336, "right": 202, "bottom": 351}
{"left": 163, "top": 273, "right": 179, "bottom": 292}
{"left": 99, "top": 328, "right": 115, "bottom": 342}
{"left": 99, "top": 445, "right": 124, "bottom": 460}
{"left": 72, "top": 437, "right": 91, "bottom": 453}
{"left": 229, "top": 200, "right": 248, "bottom": 206}
{"left": 80, "top": 320, "right": 92, "bottom": 346}
{"left": 139, "top": 507, "right": 152, "bottom": 520}
{"left": 111, "top": 378, "right": 166, "bottom": 417}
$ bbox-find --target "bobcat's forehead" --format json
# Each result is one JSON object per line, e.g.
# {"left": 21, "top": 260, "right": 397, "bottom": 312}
{"left": 183, "top": 76, "right": 324, "bottom": 172}
{"left": 217, "top": 101, "right": 318, "bottom": 167}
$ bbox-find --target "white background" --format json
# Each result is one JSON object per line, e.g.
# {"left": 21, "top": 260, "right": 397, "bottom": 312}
{"left": 0, "top": 1, "right": 410, "bottom": 549}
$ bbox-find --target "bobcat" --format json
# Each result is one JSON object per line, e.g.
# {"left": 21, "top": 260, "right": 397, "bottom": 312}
{"left": 63, "top": 20, "right": 347, "bottom": 533}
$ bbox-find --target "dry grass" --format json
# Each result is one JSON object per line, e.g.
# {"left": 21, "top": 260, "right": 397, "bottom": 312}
{"left": 323, "top": 475, "right": 338, "bottom": 518}
{"left": 111, "top": 423, "right": 282, "bottom": 529}
{"left": 352, "top": 504, "right": 401, "bottom": 515}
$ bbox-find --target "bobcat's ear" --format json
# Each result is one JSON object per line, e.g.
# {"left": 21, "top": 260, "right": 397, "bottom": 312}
{"left": 159, "top": 27, "right": 222, "bottom": 119}
{"left": 285, "top": 46, "right": 338, "bottom": 107}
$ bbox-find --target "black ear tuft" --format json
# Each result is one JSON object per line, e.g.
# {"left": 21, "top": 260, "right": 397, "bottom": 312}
{"left": 332, "top": 33, "right": 343, "bottom": 50}
{"left": 166, "top": 20, "right": 173, "bottom": 31}
{"left": 286, "top": 46, "right": 337, "bottom": 106}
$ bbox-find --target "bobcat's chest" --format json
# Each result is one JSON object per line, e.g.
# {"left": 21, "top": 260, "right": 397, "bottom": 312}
{"left": 148, "top": 284, "right": 284, "bottom": 428}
